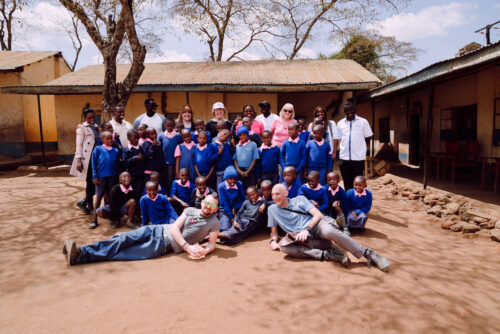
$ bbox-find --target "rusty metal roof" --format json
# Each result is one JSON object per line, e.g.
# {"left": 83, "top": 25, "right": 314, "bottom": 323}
{"left": 0, "top": 51, "right": 61, "bottom": 72}
{"left": 2, "top": 59, "right": 381, "bottom": 94}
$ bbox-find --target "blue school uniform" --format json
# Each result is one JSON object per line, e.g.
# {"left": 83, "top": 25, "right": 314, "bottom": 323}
{"left": 218, "top": 167, "right": 245, "bottom": 231}
{"left": 97, "top": 136, "right": 122, "bottom": 151}
{"left": 122, "top": 145, "right": 145, "bottom": 196}
{"left": 233, "top": 141, "right": 259, "bottom": 169}
{"left": 142, "top": 183, "right": 167, "bottom": 196}
{"left": 345, "top": 188, "right": 372, "bottom": 229}
{"left": 280, "top": 138, "right": 306, "bottom": 182}
{"left": 139, "top": 194, "right": 178, "bottom": 226}
{"left": 282, "top": 179, "right": 301, "bottom": 199}
{"left": 258, "top": 144, "right": 280, "bottom": 184}
{"left": 158, "top": 132, "right": 181, "bottom": 165}
{"left": 298, "top": 184, "right": 329, "bottom": 213}
{"left": 142, "top": 140, "right": 164, "bottom": 173}
{"left": 324, "top": 185, "right": 348, "bottom": 218}
{"left": 210, "top": 141, "right": 235, "bottom": 187}
{"left": 193, "top": 144, "right": 217, "bottom": 175}
{"left": 170, "top": 180, "right": 195, "bottom": 204}
{"left": 91, "top": 145, "right": 120, "bottom": 179}
{"left": 306, "top": 139, "right": 332, "bottom": 185}
{"left": 191, "top": 130, "right": 211, "bottom": 144}
{"left": 299, "top": 130, "right": 310, "bottom": 143}
{"left": 176, "top": 143, "right": 197, "bottom": 182}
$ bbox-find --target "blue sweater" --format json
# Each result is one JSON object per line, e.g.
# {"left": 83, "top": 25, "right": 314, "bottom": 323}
{"left": 142, "top": 184, "right": 167, "bottom": 196}
{"left": 142, "top": 141, "right": 164, "bottom": 172}
{"left": 282, "top": 179, "right": 302, "bottom": 199}
{"left": 298, "top": 185, "right": 329, "bottom": 212}
{"left": 345, "top": 189, "right": 372, "bottom": 215}
{"left": 122, "top": 146, "right": 145, "bottom": 176}
{"left": 306, "top": 140, "right": 332, "bottom": 170}
{"left": 218, "top": 181, "right": 245, "bottom": 219}
{"left": 139, "top": 194, "right": 178, "bottom": 226}
{"left": 191, "top": 130, "right": 211, "bottom": 144}
{"left": 324, "top": 185, "right": 348, "bottom": 217}
{"left": 211, "top": 142, "right": 235, "bottom": 172}
{"left": 91, "top": 145, "right": 120, "bottom": 179}
{"left": 170, "top": 180, "right": 195, "bottom": 204}
{"left": 259, "top": 145, "right": 280, "bottom": 173}
{"left": 158, "top": 133, "right": 181, "bottom": 165}
{"left": 280, "top": 138, "right": 306, "bottom": 172}
{"left": 299, "top": 131, "right": 310, "bottom": 143}
{"left": 194, "top": 145, "right": 218, "bottom": 174}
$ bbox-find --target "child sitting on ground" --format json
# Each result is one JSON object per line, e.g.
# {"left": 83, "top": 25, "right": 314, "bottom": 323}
{"left": 142, "top": 128, "right": 164, "bottom": 185}
{"left": 96, "top": 171, "right": 138, "bottom": 229}
{"left": 280, "top": 122, "right": 306, "bottom": 183}
{"left": 344, "top": 175, "right": 372, "bottom": 236}
{"left": 140, "top": 180, "right": 178, "bottom": 226}
{"left": 158, "top": 118, "right": 181, "bottom": 195}
{"left": 210, "top": 129, "right": 235, "bottom": 187}
{"left": 324, "top": 171, "right": 348, "bottom": 227}
{"left": 175, "top": 128, "right": 197, "bottom": 182}
{"left": 144, "top": 171, "right": 167, "bottom": 196}
{"left": 169, "top": 168, "right": 195, "bottom": 215}
{"left": 217, "top": 166, "right": 245, "bottom": 231}
{"left": 218, "top": 186, "right": 266, "bottom": 245}
{"left": 90, "top": 131, "right": 121, "bottom": 229}
{"left": 297, "top": 116, "right": 310, "bottom": 143}
{"left": 122, "top": 129, "right": 145, "bottom": 198}
{"left": 234, "top": 126, "right": 259, "bottom": 190}
{"left": 281, "top": 166, "right": 301, "bottom": 199}
{"left": 137, "top": 124, "right": 148, "bottom": 145}
{"left": 191, "top": 118, "right": 211, "bottom": 144}
{"left": 258, "top": 130, "right": 280, "bottom": 185}
{"left": 190, "top": 176, "right": 215, "bottom": 209}
{"left": 306, "top": 124, "right": 332, "bottom": 185}
{"left": 193, "top": 131, "right": 216, "bottom": 189}
{"left": 298, "top": 170, "right": 329, "bottom": 214}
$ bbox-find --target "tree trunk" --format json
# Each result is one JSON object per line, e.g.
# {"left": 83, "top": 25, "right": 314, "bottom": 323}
{"left": 102, "top": 56, "right": 118, "bottom": 114}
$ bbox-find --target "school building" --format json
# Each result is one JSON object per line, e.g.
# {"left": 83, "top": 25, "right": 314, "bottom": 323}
{"left": 0, "top": 51, "right": 71, "bottom": 159}
{"left": 2, "top": 59, "right": 380, "bottom": 161}
{"left": 354, "top": 41, "right": 500, "bottom": 189}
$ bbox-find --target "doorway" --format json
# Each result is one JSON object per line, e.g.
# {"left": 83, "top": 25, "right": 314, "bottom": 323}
{"left": 409, "top": 113, "right": 420, "bottom": 165}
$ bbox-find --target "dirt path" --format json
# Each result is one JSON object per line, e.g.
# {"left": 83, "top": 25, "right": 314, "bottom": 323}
{"left": 0, "top": 171, "right": 499, "bottom": 333}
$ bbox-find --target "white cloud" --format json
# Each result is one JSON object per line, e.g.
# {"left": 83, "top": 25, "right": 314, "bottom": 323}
{"left": 494, "top": 4, "right": 500, "bottom": 9}
{"left": 146, "top": 50, "right": 193, "bottom": 62}
{"left": 368, "top": 2, "right": 477, "bottom": 41}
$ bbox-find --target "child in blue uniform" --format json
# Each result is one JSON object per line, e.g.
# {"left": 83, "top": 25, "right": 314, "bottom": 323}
{"left": 297, "top": 117, "right": 310, "bottom": 143}
{"left": 175, "top": 128, "right": 197, "bottom": 182}
{"left": 191, "top": 118, "right": 211, "bottom": 144}
{"left": 90, "top": 131, "right": 121, "bottom": 229}
{"left": 210, "top": 129, "right": 235, "bottom": 187}
{"left": 137, "top": 124, "right": 148, "bottom": 146}
{"left": 145, "top": 171, "right": 167, "bottom": 196}
{"left": 122, "top": 129, "right": 145, "bottom": 199}
{"left": 281, "top": 166, "right": 301, "bottom": 199}
{"left": 97, "top": 122, "right": 123, "bottom": 150}
{"left": 142, "top": 128, "right": 164, "bottom": 186}
{"left": 280, "top": 122, "right": 306, "bottom": 183}
{"left": 140, "top": 181, "right": 178, "bottom": 226}
{"left": 217, "top": 166, "right": 245, "bottom": 231}
{"left": 169, "top": 168, "right": 196, "bottom": 215}
{"left": 158, "top": 118, "right": 181, "bottom": 195}
{"left": 306, "top": 124, "right": 332, "bottom": 185}
{"left": 298, "top": 170, "right": 329, "bottom": 214}
{"left": 193, "top": 131, "right": 217, "bottom": 189}
{"left": 324, "top": 172, "right": 348, "bottom": 229}
{"left": 345, "top": 175, "right": 372, "bottom": 236}
{"left": 258, "top": 130, "right": 280, "bottom": 185}
{"left": 241, "top": 117, "right": 262, "bottom": 147}
{"left": 234, "top": 126, "right": 259, "bottom": 191}
{"left": 190, "top": 176, "right": 215, "bottom": 209}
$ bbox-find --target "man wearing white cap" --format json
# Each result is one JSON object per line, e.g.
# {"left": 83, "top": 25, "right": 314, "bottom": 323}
{"left": 205, "top": 102, "right": 233, "bottom": 139}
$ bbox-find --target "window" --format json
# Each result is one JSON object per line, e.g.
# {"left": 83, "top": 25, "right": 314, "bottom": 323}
{"left": 439, "top": 105, "right": 477, "bottom": 142}
{"left": 228, "top": 113, "right": 240, "bottom": 122}
{"left": 494, "top": 99, "right": 500, "bottom": 146}
{"left": 379, "top": 117, "right": 390, "bottom": 143}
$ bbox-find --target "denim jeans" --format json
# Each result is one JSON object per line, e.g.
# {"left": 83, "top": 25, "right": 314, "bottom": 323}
{"left": 219, "top": 211, "right": 233, "bottom": 232}
{"left": 347, "top": 212, "right": 368, "bottom": 229}
{"left": 78, "top": 225, "right": 168, "bottom": 264}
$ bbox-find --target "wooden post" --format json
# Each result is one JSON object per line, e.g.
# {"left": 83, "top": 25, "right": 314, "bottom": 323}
{"left": 161, "top": 92, "right": 167, "bottom": 116}
{"left": 36, "top": 94, "right": 46, "bottom": 165}
{"left": 371, "top": 100, "right": 375, "bottom": 158}
{"left": 185, "top": 91, "right": 190, "bottom": 105}
{"left": 423, "top": 85, "right": 434, "bottom": 189}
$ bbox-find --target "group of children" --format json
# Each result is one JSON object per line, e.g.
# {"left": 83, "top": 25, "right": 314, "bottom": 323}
{"left": 86, "top": 114, "right": 373, "bottom": 242}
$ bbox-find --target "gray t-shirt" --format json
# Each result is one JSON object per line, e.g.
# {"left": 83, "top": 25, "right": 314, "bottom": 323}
{"left": 163, "top": 207, "right": 220, "bottom": 253}
{"left": 267, "top": 196, "right": 314, "bottom": 233}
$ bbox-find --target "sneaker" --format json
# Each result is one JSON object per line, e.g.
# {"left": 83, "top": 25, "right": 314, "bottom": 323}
{"left": 76, "top": 198, "right": 90, "bottom": 215}
{"left": 343, "top": 226, "right": 351, "bottom": 237}
{"left": 364, "top": 249, "right": 390, "bottom": 272}
{"left": 89, "top": 219, "right": 98, "bottom": 229}
{"left": 63, "top": 240, "right": 80, "bottom": 266}
{"left": 323, "top": 248, "right": 350, "bottom": 268}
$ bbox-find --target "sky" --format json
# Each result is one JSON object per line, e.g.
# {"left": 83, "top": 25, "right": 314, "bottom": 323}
{"left": 11, "top": 0, "right": 500, "bottom": 79}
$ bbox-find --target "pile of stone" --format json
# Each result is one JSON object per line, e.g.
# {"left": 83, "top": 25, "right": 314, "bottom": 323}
{"left": 382, "top": 177, "right": 500, "bottom": 243}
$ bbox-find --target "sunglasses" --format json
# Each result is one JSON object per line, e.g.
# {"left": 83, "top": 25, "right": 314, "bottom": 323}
{"left": 202, "top": 200, "right": 218, "bottom": 210}
{"left": 283, "top": 109, "right": 293, "bottom": 113}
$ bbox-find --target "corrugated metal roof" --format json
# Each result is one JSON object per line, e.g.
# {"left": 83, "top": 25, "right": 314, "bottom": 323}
{"left": 0, "top": 51, "right": 61, "bottom": 71}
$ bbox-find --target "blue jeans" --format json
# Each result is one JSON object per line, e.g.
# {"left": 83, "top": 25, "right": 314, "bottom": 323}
{"left": 78, "top": 225, "right": 168, "bottom": 263}
{"left": 347, "top": 212, "right": 368, "bottom": 229}
{"left": 219, "top": 211, "right": 233, "bottom": 232}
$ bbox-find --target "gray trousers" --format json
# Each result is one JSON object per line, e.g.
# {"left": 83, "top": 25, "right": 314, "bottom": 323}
{"left": 279, "top": 216, "right": 366, "bottom": 260}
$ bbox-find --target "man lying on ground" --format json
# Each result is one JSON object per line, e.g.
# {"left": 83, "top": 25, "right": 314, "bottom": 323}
{"left": 63, "top": 194, "right": 220, "bottom": 265}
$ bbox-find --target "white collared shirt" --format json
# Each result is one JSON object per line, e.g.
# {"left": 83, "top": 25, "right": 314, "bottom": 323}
{"left": 337, "top": 115, "right": 373, "bottom": 161}
{"left": 255, "top": 113, "right": 280, "bottom": 131}
{"left": 110, "top": 118, "right": 132, "bottom": 147}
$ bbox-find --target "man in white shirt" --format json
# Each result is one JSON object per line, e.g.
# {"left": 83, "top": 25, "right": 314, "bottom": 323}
{"left": 110, "top": 106, "right": 132, "bottom": 147}
{"left": 336, "top": 102, "right": 373, "bottom": 190}
{"left": 255, "top": 100, "right": 280, "bottom": 131}
{"left": 133, "top": 98, "right": 165, "bottom": 135}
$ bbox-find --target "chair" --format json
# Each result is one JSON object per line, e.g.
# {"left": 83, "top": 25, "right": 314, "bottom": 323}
{"left": 481, "top": 157, "right": 500, "bottom": 193}
{"left": 429, "top": 142, "right": 457, "bottom": 179}
{"left": 442, "top": 141, "right": 478, "bottom": 183}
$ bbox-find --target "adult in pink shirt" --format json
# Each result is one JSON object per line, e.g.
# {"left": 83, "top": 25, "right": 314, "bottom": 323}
{"left": 234, "top": 105, "right": 264, "bottom": 135}
{"left": 271, "top": 103, "right": 297, "bottom": 148}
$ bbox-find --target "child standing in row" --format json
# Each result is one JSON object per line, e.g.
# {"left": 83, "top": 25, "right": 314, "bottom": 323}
{"left": 297, "top": 117, "right": 310, "bottom": 143}
{"left": 211, "top": 129, "right": 234, "bottom": 187}
{"left": 193, "top": 131, "right": 216, "bottom": 189}
{"left": 175, "top": 128, "right": 197, "bottom": 182}
{"left": 142, "top": 128, "right": 164, "bottom": 186}
{"left": 258, "top": 130, "right": 280, "bottom": 185}
{"left": 234, "top": 126, "right": 259, "bottom": 191}
{"left": 159, "top": 118, "right": 181, "bottom": 195}
{"left": 280, "top": 122, "right": 306, "bottom": 183}
{"left": 306, "top": 124, "right": 332, "bottom": 185}
{"left": 122, "top": 129, "right": 145, "bottom": 197}
{"left": 137, "top": 124, "right": 148, "bottom": 145}
{"left": 191, "top": 118, "right": 211, "bottom": 144}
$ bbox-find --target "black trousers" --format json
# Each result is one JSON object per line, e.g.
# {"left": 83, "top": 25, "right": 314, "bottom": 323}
{"left": 85, "top": 162, "right": 95, "bottom": 204}
{"left": 339, "top": 160, "right": 365, "bottom": 191}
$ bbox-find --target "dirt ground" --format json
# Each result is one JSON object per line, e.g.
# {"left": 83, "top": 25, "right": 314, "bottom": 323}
{"left": 1, "top": 170, "right": 499, "bottom": 333}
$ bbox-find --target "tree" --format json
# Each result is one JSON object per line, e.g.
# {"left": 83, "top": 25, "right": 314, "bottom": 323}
{"left": 63, "top": 13, "right": 83, "bottom": 71}
{"left": 0, "top": 0, "right": 28, "bottom": 50}
{"left": 58, "top": 0, "right": 146, "bottom": 113}
{"left": 330, "top": 31, "right": 419, "bottom": 83}
{"left": 169, "top": 0, "right": 273, "bottom": 61}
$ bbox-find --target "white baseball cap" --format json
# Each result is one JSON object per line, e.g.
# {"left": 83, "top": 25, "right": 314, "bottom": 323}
{"left": 212, "top": 102, "right": 225, "bottom": 110}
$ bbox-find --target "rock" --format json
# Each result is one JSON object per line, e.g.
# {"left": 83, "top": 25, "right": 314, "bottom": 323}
{"left": 445, "top": 202, "right": 460, "bottom": 215}
{"left": 496, "top": 220, "right": 500, "bottom": 229}
{"left": 462, "top": 209, "right": 499, "bottom": 224}
{"left": 459, "top": 202, "right": 473, "bottom": 215}
{"left": 462, "top": 223, "right": 481, "bottom": 234}
{"left": 463, "top": 233, "right": 478, "bottom": 239}
{"left": 477, "top": 230, "right": 491, "bottom": 238}
{"left": 383, "top": 178, "right": 394, "bottom": 185}
{"left": 491, "top": 230, "right": 500, "bottom": 243}
{"left": 479, "top": 221, "right": 495, "bottom": 229}
{"left": 441, "top": 221, "right": 457, "bottom": 229}
{"left": 473, "top": 217, "right": 487, "bottom": 224}
{"left": 450, "top": 223, "right": 463, "bottom": 232}
{"left": 441, "top": 197, "right": 452, "bottom": 204}
{"left": 423, "top": 194, "right": 440, "bottom": 205}
{"left": 408, "top": 193, "right": 420, "bottom": 200}
{"left": 427, "top": 206, "right": 443, "bottom": 217}
{"left": 391, "top": 188, "right": 398, "bottom": 195}
{"left": 401, "top": 191, "right": 411, "bottom": 197}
